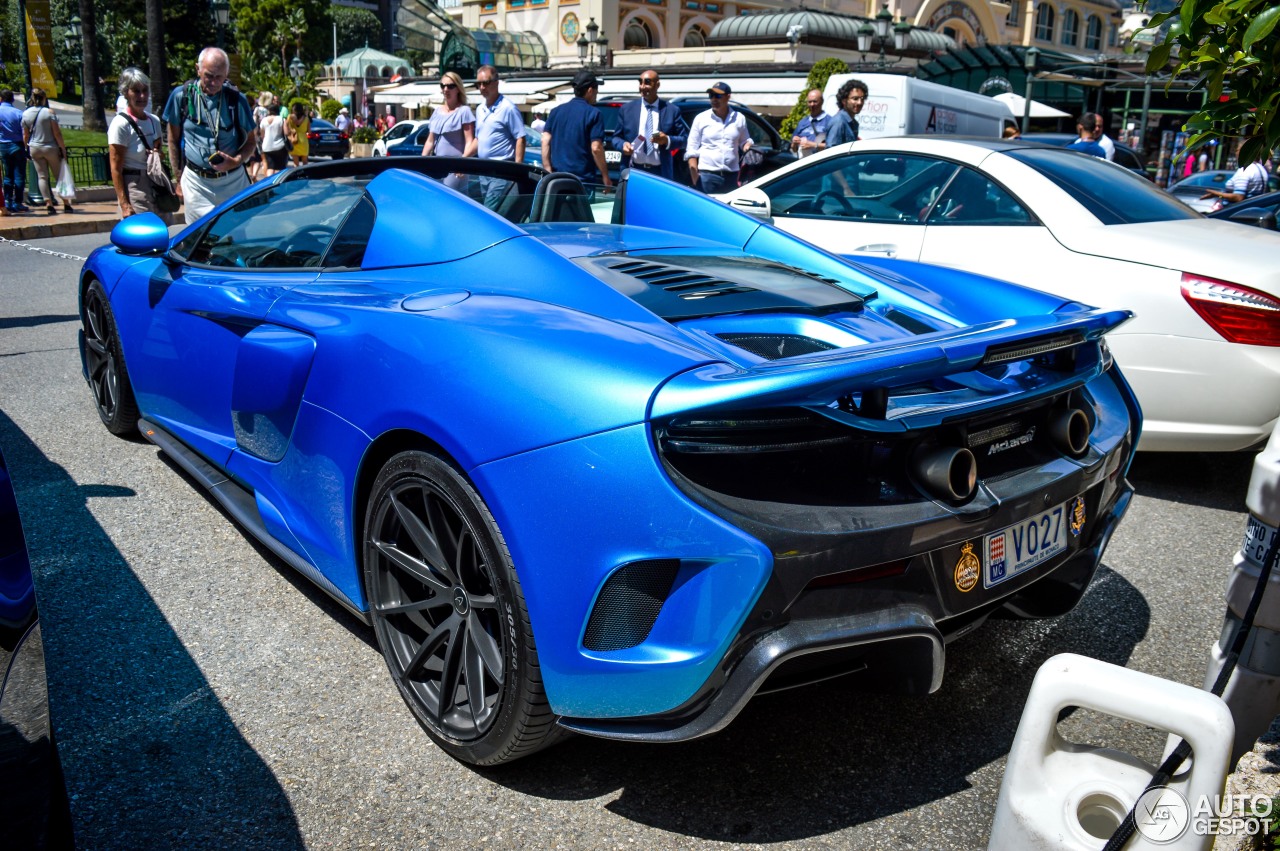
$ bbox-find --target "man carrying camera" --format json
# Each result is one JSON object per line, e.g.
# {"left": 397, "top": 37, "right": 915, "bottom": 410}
{"left": 164, "top": 47, "right": 255, "bottom": 223}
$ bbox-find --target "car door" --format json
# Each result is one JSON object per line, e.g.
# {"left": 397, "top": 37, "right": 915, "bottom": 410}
{"left": 755, "top": 151, "right": 959, "bottom": 261}
{"left": 121, "top": 177, "right": 364, "bottom": 467}
{"left": 915, "top": 164, "right": 1068, "bottom": 283}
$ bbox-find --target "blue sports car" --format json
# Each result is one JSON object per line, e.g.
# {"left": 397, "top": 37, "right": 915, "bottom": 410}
{"left": 78, "top": 158, "right": 1140, "bottom": 765}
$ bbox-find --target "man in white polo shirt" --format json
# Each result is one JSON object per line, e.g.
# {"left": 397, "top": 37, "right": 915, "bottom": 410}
{"left": 467, "top": 64, "right": 526, "bottom": 207}
{"left": 685, "top": 81, "right": 752, "bottom": 194}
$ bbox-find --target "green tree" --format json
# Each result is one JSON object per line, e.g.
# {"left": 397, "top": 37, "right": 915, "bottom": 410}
{"left": 1144, "top": 0, "right": 1280, "bottom": 164}
{"left": 779, "top": 58, "right": 850, "bottom": 139}
{"left": 232, "top": 0, "right": 330, "bottom": 71}
{"left": 320, "top": 97, "right": 341, "bottom": 121}
{"left": 334, "top": 7, "right": 383, "bottom": 55}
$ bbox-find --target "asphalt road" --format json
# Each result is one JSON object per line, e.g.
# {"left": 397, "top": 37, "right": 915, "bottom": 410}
{"left": 0, "top": 232, "right": 1259, "bottom": 850}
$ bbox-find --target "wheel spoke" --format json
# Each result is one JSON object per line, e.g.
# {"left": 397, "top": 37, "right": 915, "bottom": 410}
{"left": 467, "top": 611, "right": 504, "bottom": 680}
{"left": 437, "top": 619, "right": 467, "bottom": 722}
{"left": 374, "top": 595, "right": 453, "bottom": 617}
{"left": 83, "top": 336, "right": 107, "bottom": 356}
{"left": 463, "top": 631, "right": 486, "bottom": 726}
{"left": 389, "top": 489, "right": 456, "bottom": 583}
{"left": 373, "top": 538, "right": 450, "bottom": 594}
{"left": 468, "top": 593, "right": 497, "bottom": 611}
{"left": 403, "top": 613, "right": 455, "bottom": 680}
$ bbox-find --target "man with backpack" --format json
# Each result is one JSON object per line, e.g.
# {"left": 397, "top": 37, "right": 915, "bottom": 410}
{"left": 163, "top": 47, "right": 255, "bottom": 223}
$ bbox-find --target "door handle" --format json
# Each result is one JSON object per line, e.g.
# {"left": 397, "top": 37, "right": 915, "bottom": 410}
{"left": 854, "top": 243, "right": 897, "bottom": 257}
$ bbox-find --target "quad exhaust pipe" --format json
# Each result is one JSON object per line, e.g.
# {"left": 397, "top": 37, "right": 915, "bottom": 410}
{"left": 1049, "top": 408, "right": 1091, "bottom": 457}
{"left": 913, "top": 446, "right": 978, "bottom": 502}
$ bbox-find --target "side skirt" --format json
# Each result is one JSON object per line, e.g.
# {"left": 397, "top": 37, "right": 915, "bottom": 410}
{"left": 137, "top": 418, "right": 371, "bottom": 625}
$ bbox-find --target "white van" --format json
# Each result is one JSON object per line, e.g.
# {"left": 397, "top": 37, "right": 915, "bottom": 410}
{"left": 822, "top": 73, "right": 1009, "bottom": 139}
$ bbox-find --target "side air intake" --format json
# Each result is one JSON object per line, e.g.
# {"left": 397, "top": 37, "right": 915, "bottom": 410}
{"left": 718, "top": 333, "right": 838, "bottom": 360}
{"left": 583, "top": 559, "right": 681, "bottom": 651}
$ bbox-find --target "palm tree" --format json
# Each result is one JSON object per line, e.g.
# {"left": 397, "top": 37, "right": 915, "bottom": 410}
{"left": 146, "top": 0, "right": 168, "bottom": 108}
{"left": 77, "top": 0, "right": 106, "bottom": 131}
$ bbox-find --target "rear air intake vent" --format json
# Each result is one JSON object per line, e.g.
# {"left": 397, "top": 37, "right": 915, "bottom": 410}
{"left": 583, "top": 559, "right": 681, "bottom": 651}
{"left": 718, "top": 333, "right": 838, "bottom": 360}
{"left": 883, "top": 308, "right": 937, "bottom": 335}
{"left": 606, "top": 259, "right": 755, "bottom": 301}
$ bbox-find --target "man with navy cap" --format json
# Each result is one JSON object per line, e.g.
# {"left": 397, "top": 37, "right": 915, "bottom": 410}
{"left": 685, "top": 81, "right": 752, "bottom": 193}
{"left": 541, "top": 68, "right": 611, "bottom": 189}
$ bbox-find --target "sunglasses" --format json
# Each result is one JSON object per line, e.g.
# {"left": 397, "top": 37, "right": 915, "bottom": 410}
{"left": 708, "top": 93, "right": 726, "bottom": 100}
{"left": 441, "top": 83, "right": 458, "bottom": 91}
{"left": 130, "top": 87, "right": 150, "bottom": 94}
{"left": 639, "top": 77, "right": 657, "bottom": 85}
{"left": 476, "top": 78, "right": 495, "bottom": 86}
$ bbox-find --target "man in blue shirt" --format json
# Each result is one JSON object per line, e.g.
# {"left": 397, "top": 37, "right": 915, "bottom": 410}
{"left": 1065, "top": 113, "right": 1107, "bottom": 159}
{"left": 0, "top": 89, "right": 30, "bottom": 214}
{"left": 163, "top": 47, "right": 257, "bottom": 223}
{"left": 469, "top": 65, "right": 527, "bottom": 207}
{"left": 790, "top": 89, "right": 832, "bottom": 159}
{"left": 609, "top": 69, "right": 686, "bottom": 180}
{"left": 542, "top": 69, "right": 611, "bottom": 189}
{"left": 826, "top": 78, "right": 867, "bottom": 148}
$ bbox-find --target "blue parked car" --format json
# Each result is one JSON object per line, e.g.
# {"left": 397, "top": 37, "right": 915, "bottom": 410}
{"left": 79, "top": 157, "right": 1139, "bottom": 765}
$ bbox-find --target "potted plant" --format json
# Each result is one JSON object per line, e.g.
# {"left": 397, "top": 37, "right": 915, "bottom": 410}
{"left": 350, "top": 126, "right": 380, "bottom": 157}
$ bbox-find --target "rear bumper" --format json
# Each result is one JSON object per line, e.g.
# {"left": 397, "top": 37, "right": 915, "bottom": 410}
{"left": 560, "top": 482, "right": 1132, "bottom": 743}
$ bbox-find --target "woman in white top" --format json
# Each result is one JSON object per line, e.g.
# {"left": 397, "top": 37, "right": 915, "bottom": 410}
{"left": 21, "top": 87, "right": 73, "bottom": 214}
{"left": 107, "top": 68, "right": 167, "bottom": 220}
{"left": 420, "top": 71, "right": 475, "bottom": 192}
{"left": 259, "top": 99, "right": 289, "bottom": 176}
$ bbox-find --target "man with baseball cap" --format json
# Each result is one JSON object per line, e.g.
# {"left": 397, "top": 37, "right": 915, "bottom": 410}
{"left": 685, "top": 81, "right": 752, "bottom": 193}
{"left": 541, "top": 68, "right": 611, "bottom": 189}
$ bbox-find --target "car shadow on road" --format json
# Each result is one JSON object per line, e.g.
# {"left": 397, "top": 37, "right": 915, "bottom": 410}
{"left": 1128, "top": 450, "right": 1255, "bottom": 511}
{"left": 0, "top": 411, "right": 305, "bottom": 849}
{"left": 488, "top": 565, "right": 1149, "bottom": 843}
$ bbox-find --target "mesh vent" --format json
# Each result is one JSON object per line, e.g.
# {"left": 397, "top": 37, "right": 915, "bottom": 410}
{"left": 883, "top": 308, "right": 936, "bottom": 335}
{"left": 582, "top": 559, "right": 681, "bottom": 651}
{"left": 606, "top": 259, "right": 755, "bottom": 301}
{"left": 718, "top": 333, "right": 838, "bottom": 360}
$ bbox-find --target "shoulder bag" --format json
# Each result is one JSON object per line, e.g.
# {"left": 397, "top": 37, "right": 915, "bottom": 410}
{"left": 122, "top": 113, "right": 181, "bottom": 214}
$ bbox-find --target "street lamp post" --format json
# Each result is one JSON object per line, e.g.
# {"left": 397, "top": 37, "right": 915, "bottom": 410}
{"left": 1021, "top": 46, "right": 1039, "bottom": 135}
{"left": 289, "top": 54, "right": 305, "bottom": 98}
{"left": 211, "top": 0, "right": 230, "bottom": 51}
{"left": 856, "top": 5, "right": 910, "bottom": 70}
{"left": 576, "top": 17, "right": 608, "bottom": 68}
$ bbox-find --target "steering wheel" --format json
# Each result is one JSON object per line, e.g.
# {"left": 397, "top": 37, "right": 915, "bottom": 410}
{"left": 814, "top": 190, "right": 855, "bottom": 217}
{"left": 283, "top": 225, "right": 337, "bottom": 260}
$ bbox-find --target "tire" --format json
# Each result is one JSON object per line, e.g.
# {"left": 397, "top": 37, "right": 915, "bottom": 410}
{"left": 80, "top": 278, "right": 140, "bottom": 436}
{"left": 363, "top": 450, "right": 563, "bottom": 765}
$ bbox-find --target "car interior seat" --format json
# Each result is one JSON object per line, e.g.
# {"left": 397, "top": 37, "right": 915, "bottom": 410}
{"left": 530, "top": 172, "right": 594, "bottom": 223}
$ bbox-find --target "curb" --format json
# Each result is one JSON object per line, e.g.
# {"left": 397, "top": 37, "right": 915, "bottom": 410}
{"left": 1, "top": 218, "right": 121, "bottom": 241}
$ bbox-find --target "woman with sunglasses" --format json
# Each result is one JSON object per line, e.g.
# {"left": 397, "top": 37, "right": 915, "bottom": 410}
{"left": 420, "top": 71, "right": 475, "bottom": 192}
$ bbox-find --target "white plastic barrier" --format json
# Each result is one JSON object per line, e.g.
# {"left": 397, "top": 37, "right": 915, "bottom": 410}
{"left": 989, "top": 653, "right": 1233, "bottom": 851}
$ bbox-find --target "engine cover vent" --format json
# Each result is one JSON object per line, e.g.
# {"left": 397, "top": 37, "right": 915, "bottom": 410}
{"left": 718, "top": 332, "right": 839, "bottom": 360}
{"left": 583, "top": 559, "right": 681, "bottom": 651}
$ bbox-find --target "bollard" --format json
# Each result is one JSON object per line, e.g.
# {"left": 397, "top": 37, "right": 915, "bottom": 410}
{"left": 989, "top": 653, "right": 1233, "bottom": 851}
{"left": 1202, "top": 419, "right": 1280, "bottom": 767}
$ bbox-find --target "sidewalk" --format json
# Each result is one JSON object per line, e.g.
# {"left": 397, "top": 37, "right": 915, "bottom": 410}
{"left": 0, "top": 187, "right": 162, "bottom": 242}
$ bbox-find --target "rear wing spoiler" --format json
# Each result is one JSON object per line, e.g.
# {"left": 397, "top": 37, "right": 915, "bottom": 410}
{"left": 650, "top": 308, "right": 1132, "bottom": 429}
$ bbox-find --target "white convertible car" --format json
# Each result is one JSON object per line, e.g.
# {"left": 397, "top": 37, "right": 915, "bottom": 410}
{"left": 721, "top": 137, "right": 1280, "bottom": 452}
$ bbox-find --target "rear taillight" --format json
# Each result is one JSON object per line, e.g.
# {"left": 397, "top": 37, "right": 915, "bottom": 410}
{"left": 307, "top": 131, "right": 319, "bottom": 140}
{"left": 1181, "top": 273, "right": 1280, "bottom": 347}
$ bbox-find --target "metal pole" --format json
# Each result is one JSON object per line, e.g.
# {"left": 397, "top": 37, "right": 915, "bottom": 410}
{"left": 1138, "top": 76, "right": 1151, "bottom": 154}
{"left": 1022, "top": 72, "right": 1034, "bottom": 135}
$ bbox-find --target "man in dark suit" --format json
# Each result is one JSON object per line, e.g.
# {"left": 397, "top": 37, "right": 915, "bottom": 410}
{"left": 609, "top": 70, "right": 687, "bottom": 180}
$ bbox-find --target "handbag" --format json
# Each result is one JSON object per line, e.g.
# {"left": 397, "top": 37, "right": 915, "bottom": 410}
{"left": 121, "top": 113, "right": 180, "bottom": 213}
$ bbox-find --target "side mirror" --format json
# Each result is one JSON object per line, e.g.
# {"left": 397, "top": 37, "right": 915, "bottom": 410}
{"left": 110, "top": 213, "right": 171, "bottom": 256}
{"left": 726, "top": 187, "right": 772, "bottom": 219}
{"left": 1227, "top": 207, "right": 1277, "bottom": 230}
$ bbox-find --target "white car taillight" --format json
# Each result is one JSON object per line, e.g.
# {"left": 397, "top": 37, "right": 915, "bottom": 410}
{"left": 1181, "top": 273, "right": 1280, "bottom": 347}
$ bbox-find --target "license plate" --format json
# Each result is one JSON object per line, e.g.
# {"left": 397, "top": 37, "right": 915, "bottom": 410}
{"left": 984, "top": 496, "right": 1085, "bottom": 588}
{"left": 320, "top": 134, "right": 337, "bottom": 142}
{"left": 605, "top": 151, "right": 622, "bottom": 163}
{"left": 1243, "top": 516, "right": 1279, "bottom": 569}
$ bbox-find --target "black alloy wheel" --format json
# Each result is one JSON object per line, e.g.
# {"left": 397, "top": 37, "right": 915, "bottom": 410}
{"left": 364, "top": 450, "right": 561, "bottom": 765}
{"left": 81, "top": 279, "right": 140, "bottom": 436}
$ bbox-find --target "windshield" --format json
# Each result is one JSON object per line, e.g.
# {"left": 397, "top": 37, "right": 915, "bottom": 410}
{"left": 1006, "top": 148, "right": 1201, "bottom": 225}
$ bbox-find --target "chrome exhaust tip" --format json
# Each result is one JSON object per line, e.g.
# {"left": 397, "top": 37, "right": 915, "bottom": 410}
{"left": 913, "top": 446, "right": 978, "bottom": 502}
{"left": 1050, "top": 408, "right": 1092, "bottom": 457}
